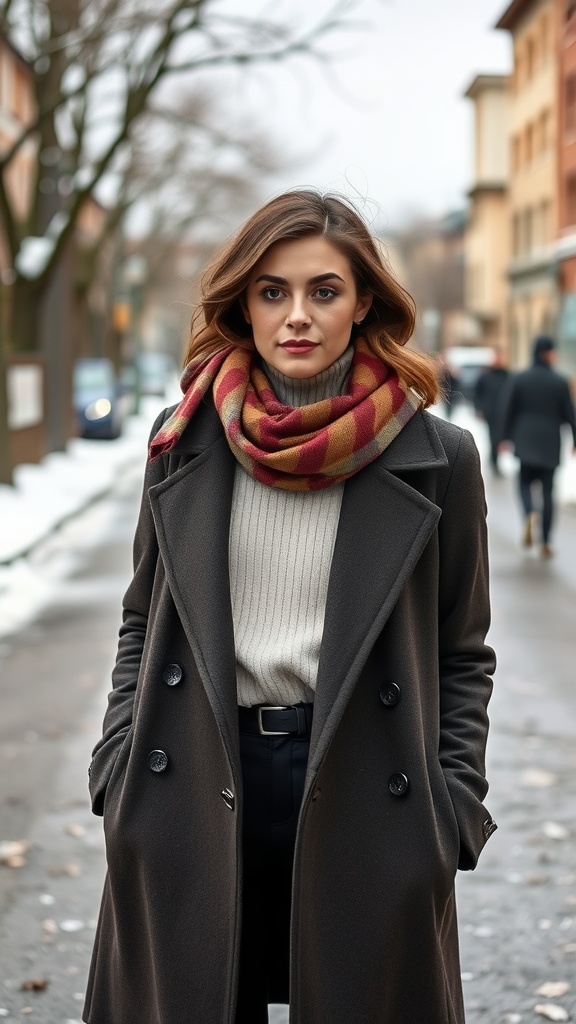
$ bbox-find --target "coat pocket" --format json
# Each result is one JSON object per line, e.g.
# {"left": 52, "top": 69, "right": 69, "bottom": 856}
{"left": 430, "top": 760, "right": 461, "bottom": 876}
{"left": 102, "top": 728, "right": 134, "bottom": 819}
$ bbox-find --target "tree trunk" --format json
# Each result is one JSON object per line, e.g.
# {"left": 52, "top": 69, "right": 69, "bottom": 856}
{"left": 10, "top": 277, "right": 45, "bottom": 354}
{"left": 0, "top": 299, "right": 13, "bottom": 485}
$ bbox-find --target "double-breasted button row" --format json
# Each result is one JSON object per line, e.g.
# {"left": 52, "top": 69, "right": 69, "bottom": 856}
{"left": 148, "top": 749, "right": 169, "bottom": 773}
{"left": 221, "top": 788, "right": 235, "bottom": 811}
{"left": 163, "top": 663, "right": 183, "bottom": 686}
{"left": 482, "top": 817, "right": 497, "bottom": 840}
{"left": 388, "top": 772, "right": 409, "bottom": 797}
{"left": 379, "top": 681, "right": 401, "bottom": 707}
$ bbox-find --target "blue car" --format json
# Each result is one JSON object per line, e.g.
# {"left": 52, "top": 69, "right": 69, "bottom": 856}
{"left": 73, "top": 358, "right": 124, "bottom": 439}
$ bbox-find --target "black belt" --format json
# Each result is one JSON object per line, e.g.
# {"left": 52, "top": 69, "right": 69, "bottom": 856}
{"left": 238, "top": 704, "right": 313, "bottom": 738}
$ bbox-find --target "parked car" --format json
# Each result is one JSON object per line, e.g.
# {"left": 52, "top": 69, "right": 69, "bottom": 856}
{"left": 73, "top": 357, "right": 124, "bottom": 439}
{"left": 136, "top": 351, "right": 178, "bottom": 397}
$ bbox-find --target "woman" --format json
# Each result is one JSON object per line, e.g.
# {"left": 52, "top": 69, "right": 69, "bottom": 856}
{"left": 84, "top": 190, "right": 496, "bottom": 1024}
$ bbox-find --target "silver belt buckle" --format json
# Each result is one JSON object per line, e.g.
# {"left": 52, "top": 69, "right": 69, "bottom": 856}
{"left": 258, "top": 705, "right": 291, "bottom": 736}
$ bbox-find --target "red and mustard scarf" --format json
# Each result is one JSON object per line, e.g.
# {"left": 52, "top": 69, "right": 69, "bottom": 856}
{"left": 149, "top": 338, "right": 421, "bottom": 491}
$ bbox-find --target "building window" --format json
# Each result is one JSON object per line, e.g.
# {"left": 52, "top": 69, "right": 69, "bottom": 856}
{"left": 523, "top": 208, "right": 533, "bottom": 254}
{"left": 526, "top": 37, "right": 535, "bottom": 79}
{"left": 539, "top": 200, "right": 551, "bottom": 245}
{"left": 566, "top": 175, "right": 576, "bottom": 227}
{"left": 541, "top": 15, "right": 550, "bottom": 60}
{"left": 525, "top": 122, "right": 534, "bottom": 164}
{"left": 566, "top": 77, "right": 576, "bottom": 137}
{"left": 513, "top": 212, "right": 522, "bottom": 256}
{"left": 511, "top": 135, "right": 521, "bottom": 173}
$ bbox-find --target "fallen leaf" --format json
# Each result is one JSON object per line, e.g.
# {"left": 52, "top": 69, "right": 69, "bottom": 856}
{"left": 42, "top": 919, "right": 58, "bottom": 935}
{"left": 539, "top": 919, "right": 552, "bottom": 930}
{"left": 59, "top": 919, "right": 84, "bottom": 932}
{"left": 526, "top": 873, "right": 551, "bottom": 885}
{"left": 534, "top": 1005, "right": 569, "bottom": 1021}
{"left": 561, "top": 943, "right": 576, "bottom": 954}
{"left": 504, "top": 1016, "right": 523, "bottom": 1024}
{"left": 21, "top": 979, "right": 48, "bottom": 991}
{"left": 542, "top": 822, "right": 570, "bottom": 841}
{"left": 521, "top": 769, "right": 557, "bottom": 788}
{"left": 536, "top": 983, "right": 571, "bottom": 998}
{"left": 47, "top": 862, "right": 82, "bottom": 878}
{"left": 19, "top": 1010, "right": 33, "bottom": 1016}
{"left": 65, "top": 824, "right": 86, "bottom": 838}
{"left": 0, "top": 839, "right": 31, "bottom": 868}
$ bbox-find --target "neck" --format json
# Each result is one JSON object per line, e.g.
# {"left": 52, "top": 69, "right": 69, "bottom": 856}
{"left": 264, "top": 346, "right": 354, "bottom": 407}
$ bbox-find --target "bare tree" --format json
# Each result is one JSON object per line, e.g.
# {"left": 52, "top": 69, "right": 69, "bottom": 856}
{"left": 0, "top": 0, "right": 356, "bottom": 466}
{"left": 75, "top": 92, "right": 281, "bottom": 363}
{"left": 0, "top": 0, "right": 353, "bottom": 352}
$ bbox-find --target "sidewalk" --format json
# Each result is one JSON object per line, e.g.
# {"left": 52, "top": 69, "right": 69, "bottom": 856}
{"left": 0, "top": 396, "right": 170, "bottom": 641}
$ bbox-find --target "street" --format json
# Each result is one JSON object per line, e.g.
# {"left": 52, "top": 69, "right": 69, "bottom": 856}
{"left": 1, "top": 412, "right": 575, "bottom": 1024}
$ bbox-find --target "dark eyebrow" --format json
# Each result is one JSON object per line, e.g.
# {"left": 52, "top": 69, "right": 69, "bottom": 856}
{"left": 254, "top": 272, "right": 345, "bottom": 285}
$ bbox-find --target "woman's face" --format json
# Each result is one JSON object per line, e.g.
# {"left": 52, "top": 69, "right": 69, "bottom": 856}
{"left": 243, "top": 235, "right": 372, "bottom": 379}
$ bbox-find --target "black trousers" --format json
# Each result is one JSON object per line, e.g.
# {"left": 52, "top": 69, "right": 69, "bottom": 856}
{"left": 519, "top": 464, "right": 555, "bottom": 543}
{"left": 235, "top": 720, "right": 310, "bottom": 1024}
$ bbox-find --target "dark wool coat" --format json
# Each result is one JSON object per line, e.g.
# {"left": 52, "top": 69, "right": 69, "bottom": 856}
{"left": 83, "top": 400, "right": 496, "bottom": 1024}
{"left": 501, "top": 362, "right": 576, "bottom": 469}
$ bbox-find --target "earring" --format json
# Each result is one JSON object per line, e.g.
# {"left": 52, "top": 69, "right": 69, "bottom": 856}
{"left": 354, "top": 318, "right": 364, "bottom": 325}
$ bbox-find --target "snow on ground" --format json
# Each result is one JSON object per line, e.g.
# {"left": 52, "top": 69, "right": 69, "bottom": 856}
{"left": 0, "top": 392, "right": 574, "bottom": 643}
{"left": 0, "top": 395, "right": 171, "bottom": 641}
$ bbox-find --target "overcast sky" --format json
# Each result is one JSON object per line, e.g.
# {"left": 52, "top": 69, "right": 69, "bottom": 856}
{"left": 213, "top": 0, "right": 512, "bottom": 228}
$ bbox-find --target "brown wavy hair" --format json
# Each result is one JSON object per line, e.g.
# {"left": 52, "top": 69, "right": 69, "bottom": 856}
{"left": 184, "top": 189, "right": 440, "bottom": 407}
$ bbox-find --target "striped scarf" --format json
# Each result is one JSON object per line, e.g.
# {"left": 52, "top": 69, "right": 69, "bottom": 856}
{"left": 149, "top": 339, "right": 421, "bottom": 491}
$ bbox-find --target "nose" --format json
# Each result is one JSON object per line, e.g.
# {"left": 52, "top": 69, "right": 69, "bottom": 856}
{"left": 286, "top": 295, "right": 311, "bottom": 329}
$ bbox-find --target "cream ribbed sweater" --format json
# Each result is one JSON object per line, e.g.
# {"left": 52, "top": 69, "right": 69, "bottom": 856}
{"left": 229, "top": 348, "right": 353, "bottom": 707}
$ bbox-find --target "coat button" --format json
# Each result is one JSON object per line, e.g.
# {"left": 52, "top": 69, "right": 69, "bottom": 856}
{"left": 221, "top": 788, "right": 235, "bottom": 811}
{"left": 482, "top": 817, "right": 497, "bottom": 839}
{"left": 379, "top": 682, "right": 401, "bottom": 707}
{"left": 163, "top": 663, "right": 183, "bottom": 686}
{"left": 388, "top": 772, "right": 409, "bottom": 797}
{"left": 148, "top": 750, "right": 169, "bottom": 773}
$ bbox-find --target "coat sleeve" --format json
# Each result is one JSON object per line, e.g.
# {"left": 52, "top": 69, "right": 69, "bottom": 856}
{"left": 437, "top": 428, "right": 497, "bottom": 870}
{"left": 560, "top": 378, "right": 576, "bottom": 445}
{"left": 499, "top": 374, "right": 518, "bottom": 444}
{"left": 88, "top": 410, "right": 169, "bottom": 815}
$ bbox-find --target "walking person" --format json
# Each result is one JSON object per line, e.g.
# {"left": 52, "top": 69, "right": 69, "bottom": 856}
{"left": 84, "top": 190, "right": 497, "bottom": 1024}
{"left": 501, "top": 335, "right": 576, "bottom": 558}
{"left": 473, "top": 349, "right": 510, "bottom": 475}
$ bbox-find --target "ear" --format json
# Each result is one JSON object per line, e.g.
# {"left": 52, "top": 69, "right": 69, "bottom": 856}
{"left": 354, "top": 293, "right": 372, "bottom": 324}
{"left": 240, "top": 296, "right": 251, "bottom": 325}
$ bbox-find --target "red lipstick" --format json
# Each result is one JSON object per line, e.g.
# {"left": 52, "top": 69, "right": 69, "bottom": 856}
{"left": 280, "top": 340, "right": 318, "bottom": 354}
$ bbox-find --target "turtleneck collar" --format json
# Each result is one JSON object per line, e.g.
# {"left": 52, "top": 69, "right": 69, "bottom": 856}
{"left": 263, "top": 345, "right": 354, "bottom": 408}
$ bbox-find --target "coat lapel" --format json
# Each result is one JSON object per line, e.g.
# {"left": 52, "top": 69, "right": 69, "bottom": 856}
{"left": 308, "top": 412, "right": 448, "bottom": 777}
{"left": 148, "top": 409, "right": 240, "bottom": 771}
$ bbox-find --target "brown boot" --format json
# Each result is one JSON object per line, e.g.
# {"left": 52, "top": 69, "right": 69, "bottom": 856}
{"left": 522, "top": 513, "right": 536, "bottom": 547}
{"left": 541, "top": 543, "right": 554, "bottom": 559}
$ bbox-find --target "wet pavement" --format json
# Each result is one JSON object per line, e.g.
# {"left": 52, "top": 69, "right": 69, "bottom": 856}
{"left": 0, "top": 419, "right": 575, "bottom": 1023}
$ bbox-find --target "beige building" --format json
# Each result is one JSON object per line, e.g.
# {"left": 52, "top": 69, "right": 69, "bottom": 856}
{"left": 497, "top": 0, "right": 558, "bottom": 368}
{"left": 464, "top": 74, "right": 510, "bottom": 353}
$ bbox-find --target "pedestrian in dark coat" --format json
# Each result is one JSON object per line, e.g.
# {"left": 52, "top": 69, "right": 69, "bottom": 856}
{"left": 84, "top": 191, "right": 496, "bottom": 1024}
{"left": 474, "top": 350, "right": 510, "bottom": 474}
{"left": 501, "top": 335, "right": 576, "bottom": 557}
